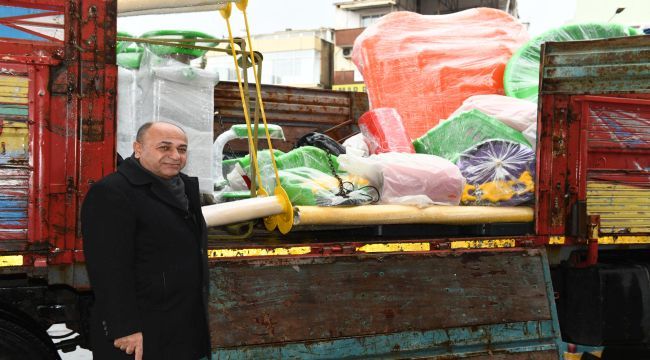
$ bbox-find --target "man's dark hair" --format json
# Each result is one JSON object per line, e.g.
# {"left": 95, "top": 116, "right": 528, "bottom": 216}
{"left": 136, "top": 122, "right": 155, "bottom": 143}
{"left": 136, "top": 122, "right": 186, "bottom": 143}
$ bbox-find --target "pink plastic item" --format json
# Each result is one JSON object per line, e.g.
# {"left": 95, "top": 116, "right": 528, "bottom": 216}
{"left": 338, "top": 152, "right": 465, "bottom": 206}
{"left": 352, "top": 9, "right": 529, "bottom": 139}
{"left": 447, "top": 94, "right": 537, "bottom": 132}
{"left": 358, "top": 108, "right": 415, "bottom": 154}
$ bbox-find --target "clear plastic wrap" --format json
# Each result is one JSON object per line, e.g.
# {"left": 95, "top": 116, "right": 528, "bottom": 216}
{"left": 413, "top": 109, "right": 531, "bottom": 163}
{"left": 457, "top": 140, "right": 535, "bottom": 206}
{"left": 273, "top": 146, "right": 339, "bottom": 174}
{"left": 358, "top": 108, "right": 414, "bottom": 154}
{"left": 116, "top": 67, "right": 139, "bottom": 159}
{"left": 278, "top": 167, "right": 375, "bottom": 207}
{"left": 352, "top": 9, "right": 529, "bottom": 139}
{"left": 342, "top": 133, "right": 369, "bottom": 157}
{"left": 523, "top": 123, "right": 537, "bottom": 151}
{"left": 447, "top": 94, "right": 537, "bottom": 132}
{"left": 339, "top": 152, "right": 465, "bottom": 206}
{"left": 225, "top": 149, "right": 285, "bottom": 175}
{"left": 138, "top": 49, "right": 219, "bottom": 194}
{"left": 504, "top": 23, "right": 639, "bottom": 103}
{"left": 213, "top": 124, "right": 285, "bottom": 188}
{"left": 253, "top": 147, "right": 340, "bottom": 198}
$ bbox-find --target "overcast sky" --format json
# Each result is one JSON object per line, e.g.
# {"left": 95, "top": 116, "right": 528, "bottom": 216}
{"left": 118, "top": 1, "right": 338, "bottom": 38}
{"left": 118, "top": 0, "right": 577, "bottom": 38}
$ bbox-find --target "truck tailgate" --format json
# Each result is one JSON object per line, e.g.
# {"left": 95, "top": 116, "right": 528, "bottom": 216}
{"left": 209, "top": 247, "right": 561, "bottom": 359}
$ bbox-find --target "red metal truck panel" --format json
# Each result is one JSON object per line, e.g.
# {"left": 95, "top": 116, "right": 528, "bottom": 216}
{"left": 580, "top": 96, "right": 650, "bottom": 234}
{"left": 537, "top": 36, "right": 650, "bottom": 242}
{"left": 0, "top": 1, "right": 116, "bottom": 275}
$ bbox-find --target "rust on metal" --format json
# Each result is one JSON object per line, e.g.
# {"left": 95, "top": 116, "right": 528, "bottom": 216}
{"left": 214, "top": 81, "right": 368, "bottom": 152}
{"left": 209, "top": 249, "right": 551, "bottom": 348}
{"left": 538, "top": 35, "right": 650, "bottom": 243}
{"left": 541, "top": 35, "right": 650, "bottom": 96}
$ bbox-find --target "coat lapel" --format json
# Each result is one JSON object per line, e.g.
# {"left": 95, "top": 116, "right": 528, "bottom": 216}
{"left": 182, "top": 174, "right": 201, "bottom": 213}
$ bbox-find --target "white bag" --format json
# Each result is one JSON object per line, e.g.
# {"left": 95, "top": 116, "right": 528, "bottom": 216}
{"left": 448, "top": 94, "right": 537, "bottom": 132}
{"left": 339, "top": 152, "right": 465, "bottom": 206}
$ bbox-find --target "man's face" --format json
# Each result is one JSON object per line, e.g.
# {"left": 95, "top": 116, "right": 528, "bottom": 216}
{"left": 133, "top": 123, "right": 188, "bottom": 179}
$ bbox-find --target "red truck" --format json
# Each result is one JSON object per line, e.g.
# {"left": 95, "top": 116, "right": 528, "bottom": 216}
{"left": 1, "top": 1, "right": 649, "bottom": 359}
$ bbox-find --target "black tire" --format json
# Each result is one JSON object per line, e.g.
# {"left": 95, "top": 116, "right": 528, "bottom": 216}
{"left": 0, "top": 317, "right": 60, "bottom": 360}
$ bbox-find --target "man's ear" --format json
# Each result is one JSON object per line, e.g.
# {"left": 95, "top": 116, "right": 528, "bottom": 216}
{"left": 133, "top": 141, "right": 142, "bottom": 159}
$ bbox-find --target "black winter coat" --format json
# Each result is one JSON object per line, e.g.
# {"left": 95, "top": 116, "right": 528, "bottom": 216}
{"left": 81, "top": 158, "right": 211, "bottom": 360}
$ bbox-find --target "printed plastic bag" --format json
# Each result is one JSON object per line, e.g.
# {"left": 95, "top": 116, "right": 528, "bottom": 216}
{"left": 278, "top": 167, "right": 375, "bottom": 206}
{"left": 352, "top": 8, "right": 529, "bottom": 139}
{"left": 447, "top": 94, "right": 537, "bottom": 132}
{"left": 457, "top": 140, "right": 535, "bottom": 206}
{"left": 339, "top": 152, "right": 465, "bottom": 206}
{"left": 413, "top": 109, "right": 531, "bottom": 163}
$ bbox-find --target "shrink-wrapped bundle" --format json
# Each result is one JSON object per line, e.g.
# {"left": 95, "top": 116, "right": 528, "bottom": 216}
{"left": 413, "top": 109, "right": 531, "bottom": 163}
{"left": 457, "top": 140, "right": 535, "bottom": 206}
{"left": 339, "top": 153, "right": 465, "bottom": 206}
{"left": 352, "top": 9, "right": 528, "bottom": 139}
{"left": 358, "top": 108, "right": 414, "bottom": 154}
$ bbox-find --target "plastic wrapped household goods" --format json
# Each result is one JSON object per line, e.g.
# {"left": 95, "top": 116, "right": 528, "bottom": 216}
{"left": 223, "top": 149, "right": 285, "bottom": 174}
{"left": 523, "top": 123, "right": 537, "bottom": 151}
{"left": 504, "top": 23, "right": 639, "bottom": 103}
{"left": 447, "top": 95, "right": 537, "bottom": 132}
{"left": 116, "top": 67, "right": 139, "bottom": 159}
{"left": 117, "top": 47, "right": 145, "bottom": 69}
{"left": 137, "top": 49, "right": 219, "bottom": 193}
{"left": 295, "top": 132, "right": 346, "bottom": 156}
{"left": 278, "top": 167, "right": 375, "bottom": 207}
{"left": 140, "top": 30, "right": 216, "bottom": 62}
{"left": 213, "top": 124, "right": 285, "bottom": 188}
{"left": 342, "top": 133, "right": 370, "bottom": 157}
{"left": 255, "top": 146, "right": 341, "bottom": 196}
{"left": 352, "top": 9, "right": 529, "bottom": 139}
{"left": 116, "top": 31, "right": 144, "bottom": 70}
{"left": 413, "top": 109, "right": 531, "bottom": 163}
{"left": 116, "top": 31, "right": 134, "bottom": 53}
{"left": 457, "top": 140, "right": 535, "bottom": 206}
{"left": 339, "top": 152, "right": 465, "bottom": 206}
{"left": 358, "top": 108, "right": 414, "bottom": 154}
{"left": 274, "top": 146, "right": 340, "bottom": 174}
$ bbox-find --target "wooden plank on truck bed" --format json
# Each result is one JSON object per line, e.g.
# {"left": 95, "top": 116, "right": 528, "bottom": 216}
{"left": 214, "top": 81, "right": 368, "bottom": 153}
{"left": 208, "top": 247, "right": 562, "bottom": 359}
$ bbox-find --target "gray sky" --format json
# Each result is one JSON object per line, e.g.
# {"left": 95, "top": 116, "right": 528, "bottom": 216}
{"left": 118, "top": 1, "right": 338, "bottom": 38}
{"left": 118, "top": 0, "right": 576, "bottom": 38}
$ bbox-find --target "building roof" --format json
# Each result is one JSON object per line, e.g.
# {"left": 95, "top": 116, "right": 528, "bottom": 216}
{"left": 334, "top": 0, "right": 397, "bottom": 10}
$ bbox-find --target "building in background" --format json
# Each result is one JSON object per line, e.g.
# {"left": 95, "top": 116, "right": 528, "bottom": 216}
{"left": 205, "top": 28, "right": 334, "bottom": 89}
{"left": 571, "top": 0, "right": 650, "bottom": 31}
{"left": 332, "top": 0, "right": 519, "bottom": 91}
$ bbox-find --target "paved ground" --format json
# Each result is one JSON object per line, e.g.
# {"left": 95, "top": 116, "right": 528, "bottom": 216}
{"left": 48, "top": 324, "right": 92, "bottom": 359}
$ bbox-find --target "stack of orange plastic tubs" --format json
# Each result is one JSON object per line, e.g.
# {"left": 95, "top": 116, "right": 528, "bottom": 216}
{"left": 352, "top": 8, "right": 529, "bottom": 139}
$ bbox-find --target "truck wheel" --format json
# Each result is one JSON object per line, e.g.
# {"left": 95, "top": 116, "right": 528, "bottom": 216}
{"left": 0, "top": 318, "right": 59, "bottom": 360}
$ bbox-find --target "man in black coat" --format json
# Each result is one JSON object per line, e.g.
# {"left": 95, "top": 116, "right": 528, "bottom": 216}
{"left": 82, "top": 122, "right": 211, "bottom": 360}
